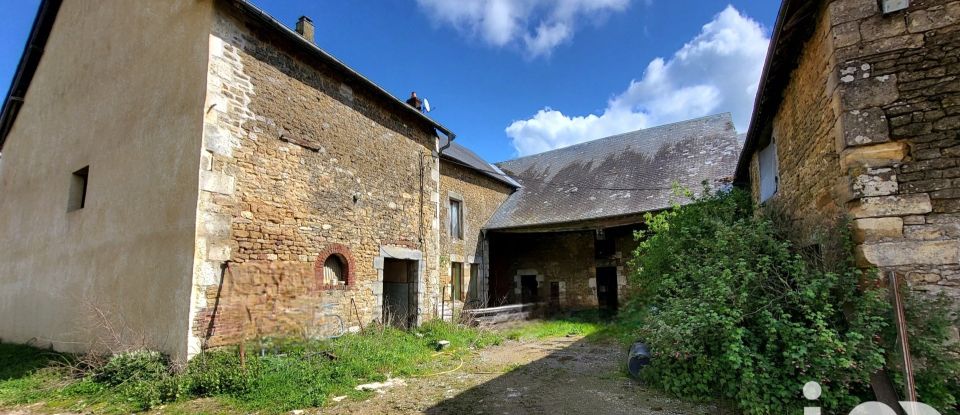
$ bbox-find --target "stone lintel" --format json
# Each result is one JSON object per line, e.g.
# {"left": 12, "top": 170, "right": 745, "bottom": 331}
{"left": 852, "top": 217, "right": 904, "bottom": 243}
{"left": 849, "top": 193, "right": 932, "bottom": 218}
{"left": 857, "top": 240, "right": 960, "bottom": 267}
{"left": 840, "top": 141, "right": 909, "bottom": 169}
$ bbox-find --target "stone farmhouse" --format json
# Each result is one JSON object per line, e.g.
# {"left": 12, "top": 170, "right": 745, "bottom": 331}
{"left": 736, "top": 0, "right": 960, "bottom": 305}
{"left": 4, "top": 0, "right": 956, "bottom": 362}
{"left": 0, "top": 0, "right": 740, "bottom": 360}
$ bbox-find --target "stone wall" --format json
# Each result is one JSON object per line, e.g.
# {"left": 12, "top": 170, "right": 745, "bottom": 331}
{"left": 438, "top": 160, "right": 514, "bottom": 307}
{"left": 751, "top": 0, "right": 960, "bottom": 306}
{"left": 827, "top": 0, "right": 960, "bottom": 302}
{"left": 748, "top": 3, "right": 848, "bottom": 235}
{"left": 487, "top": 225, "right": 637, "bottom": 310}
{"left": 189, "top": 8, "right": 443, "bottom": 351}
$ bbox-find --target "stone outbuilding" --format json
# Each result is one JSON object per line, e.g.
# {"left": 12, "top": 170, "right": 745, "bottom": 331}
{"left": 735, "top": 0, "right": 960, "bottom": 306}
{"left": 486, "top": 114, "right": 742, "bottom": 315}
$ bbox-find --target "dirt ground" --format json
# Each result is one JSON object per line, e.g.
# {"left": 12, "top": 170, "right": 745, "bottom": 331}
{"left": 0, "top": 334, "right": 714, "bottom": 415}
{"left": 324, "top": 335, "right": 715, "bottom": 415}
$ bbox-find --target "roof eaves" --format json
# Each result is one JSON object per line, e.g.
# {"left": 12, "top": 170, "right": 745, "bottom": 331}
{"left": 734, "top": 0, "right": 821, "bottom": 183}
{"left": 0, "top": 0, "right": 62, "bottom": 152}
{"left": 440, "top": 153, "right": 521, "bottom": 189}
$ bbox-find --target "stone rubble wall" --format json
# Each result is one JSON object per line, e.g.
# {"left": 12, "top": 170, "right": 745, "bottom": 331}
{"left": 827, "top": 0, "right": 960, "bottom": 302}
{"left": 752, "top": 0, "right": 960, "bottom": 308}
{"left": 188, "top": 9, "right": 444, "bottom": 351}
{"left": 748, "top": 6, "right": 848, "bottom": 231}
{"left": 487, "top": 227, "right": 637, "bottom": 310}
{"left": 438, "top": 161, "right": 514, "bottom": 308}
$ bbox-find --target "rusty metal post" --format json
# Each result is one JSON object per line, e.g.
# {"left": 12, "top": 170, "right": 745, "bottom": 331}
{"left": 889, "top": 271, "right": 917, "bottom": 402}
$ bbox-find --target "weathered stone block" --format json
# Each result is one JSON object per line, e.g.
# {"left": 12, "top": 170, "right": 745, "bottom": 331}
{"left": 907, "top": 271, "right": 942, "bottom": 284}
{"left": 848, "top": 193, "right": 933, "bottom": 218}
{"left": 903, "top": 215, "right": 926, "bottom": 225}
{"left": 861, "top": 34, "right": 924, "bottom": 56}
{"left": 932, "top": 188, "right": 960, "bottom": 199}
{"left": 892, "top": 121, "right": 932, "bottom": 137}
{"left": 906, "top": 2, "right": 960, "bottom": 33}
{"left": 830, "top": 0, "right": 880, "bottom": 25}
{"left": 204, "top": 124, "right": 234, "bottom": 157}
{"left": 927, "top": 213, "right": 960, "bottom": 225}
{"left": 200, "top": 171, "right": 235, "bottom": 195}
{"left": 832, "top": 20, "right": 862, "bottom": 48}
{"left": 840, "top": 75, "right": 899, "bottom": 110}
{"left": 857, "top": 240, "right": 960, "bottom": 267}
{"left": 842, "top": 107, "right": 890, "bottom": 147}
{"left": 852, "top": 167, "right": 898, "bottom": 196}
{"left": 902, "top": 178, "right": 951, "bottom": 193}
{"left": 200, "top": 212, "right": 232, "bottom": 237}
{"left": 200, "top": 151, "right": 213, "bottom": 171}
{"left": 934, "top": 115, "right": 960, "bottom": 131}
{"left": 905, "top": 223, "right": 960, "bottom": 240}
{"left": 840, "top": 141, "right": 909, "bottom": 169}
{"left": 859, "top": 14, "right": 906, "bottom": 39}
{"left": 208, "top": 244, "right": 232, "bottom": 261}
{"left": 853, "top": 217, "right": 903, "bottom": 242}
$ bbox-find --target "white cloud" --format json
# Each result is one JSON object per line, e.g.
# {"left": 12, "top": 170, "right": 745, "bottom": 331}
{"left": 505, "top": 5, "right": 769, "bottom": 156}
{"left": 416, "top": 0, "right": 630, "bottom": 58}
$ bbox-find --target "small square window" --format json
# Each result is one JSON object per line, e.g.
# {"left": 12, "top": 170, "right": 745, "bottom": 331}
{"left": 449, "top": 199, "right": 463, "bottom": 239}
{"left": 68, "top": 166, "right": 89, "bottom": 212}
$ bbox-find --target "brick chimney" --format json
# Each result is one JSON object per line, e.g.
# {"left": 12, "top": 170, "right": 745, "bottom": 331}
{"left": 295, "top": 16, "right": 314, "bottom": 44}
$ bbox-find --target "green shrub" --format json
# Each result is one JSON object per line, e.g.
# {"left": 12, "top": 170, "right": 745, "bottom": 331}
{"left": 888, "top": 291, "right": 960, "bottom": 412}
{"left": 93, "top": 350, "right": 169, "bottom": 386}
{"left": 187, "top": 349, "right": 253, "bottom": 396}
{"left": 628, "top": 189, "right": 892, "bottom": 413}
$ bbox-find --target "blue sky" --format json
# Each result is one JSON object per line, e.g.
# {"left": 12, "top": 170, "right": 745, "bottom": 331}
{"left": 0, "top": 0, "right": 779, "bottom": 162}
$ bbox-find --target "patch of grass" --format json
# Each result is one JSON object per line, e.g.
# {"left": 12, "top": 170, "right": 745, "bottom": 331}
{"left": 499, "top": 310, "right": 631, "bottom": 342}
{"left": 503, "top": 319, "right": 600, "bottom": 341}
{"left": 0, "top": 344, "right": 79, "bottom": 407}
{"left": 0, "top": 321, "right": 506, "bottom": 414}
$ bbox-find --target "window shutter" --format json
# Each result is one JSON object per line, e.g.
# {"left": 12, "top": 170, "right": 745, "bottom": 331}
{"left": 759, "top": 139, "right": 779, "bottom": 202}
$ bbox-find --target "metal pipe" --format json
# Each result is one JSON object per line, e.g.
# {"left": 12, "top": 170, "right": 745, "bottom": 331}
{"left": 889, "top": 271, "right": 917, "bottom": 402}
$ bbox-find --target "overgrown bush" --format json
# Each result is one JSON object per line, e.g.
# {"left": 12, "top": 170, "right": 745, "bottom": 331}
{"left": 627, "top": 189, "right": 959, "bottom": 414}
{"left": 186, "top": 349, "right": 253, "bottom": 396}
{"left": 92, "top": 350, "right": 169, "bottom": 386}
{"left": 889, "top": 291, "right": 960, "bottom": 412}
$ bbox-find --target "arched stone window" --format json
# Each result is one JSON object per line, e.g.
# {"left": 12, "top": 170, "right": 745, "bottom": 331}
{"left": 315, "top": 244, "right": 355, "bottom": 290}
{"left": 323, "top": 255, "right": 345, "bottom": 285}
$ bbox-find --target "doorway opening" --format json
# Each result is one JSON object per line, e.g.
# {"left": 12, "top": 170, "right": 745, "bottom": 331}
{"left": 383, "top": 258, "right": 418, "bottom": 328}
{"left": 548, "top": 281, "right": 561, "bottom": 310}
{"left": 596, "top": 267, "right": 618, "bottom": 318}
{"left": 451, "top": 262, "right": 463, "bottom": 302}
{"left": 520, "top": 275, "right": 539, "bottom": 304}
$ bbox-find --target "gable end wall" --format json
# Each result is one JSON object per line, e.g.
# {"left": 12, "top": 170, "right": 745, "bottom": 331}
{"left": 188, "top": 7, "right": 444, "bottom": 353}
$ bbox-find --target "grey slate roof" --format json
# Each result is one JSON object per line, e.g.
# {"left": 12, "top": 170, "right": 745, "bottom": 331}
{"left": 440, "top": 136, "right": 521, "bottom": 188}
{"left": 485, "top": 113, "right": 741, "bottom": 230}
